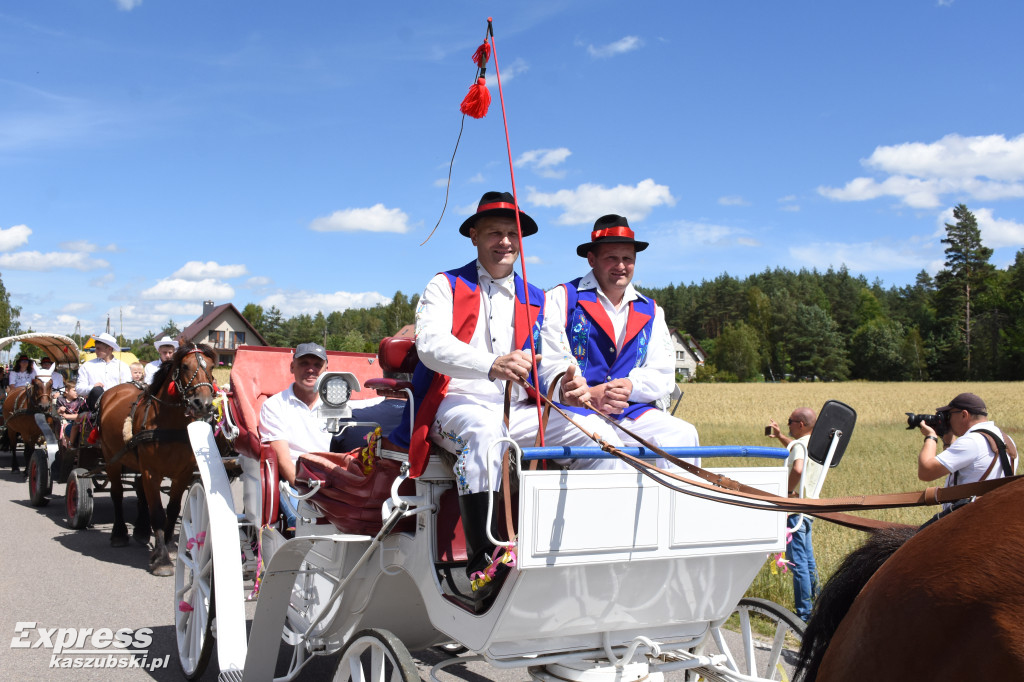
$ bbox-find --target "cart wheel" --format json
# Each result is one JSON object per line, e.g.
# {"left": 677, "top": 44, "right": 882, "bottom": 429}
{"left": 704, "top": 597, "right": 805, "bottom": 681}
{"left": 28, "top": 449, "right": 52, "bottom": 506}
{"left": 174, "top": 482, "right": 215, "bottom": 680}
{"left": 65, "top": 468, "right": 94, "bottom": 529}
{"left": 335, "top": 628, "right": 421, "bottom": 682}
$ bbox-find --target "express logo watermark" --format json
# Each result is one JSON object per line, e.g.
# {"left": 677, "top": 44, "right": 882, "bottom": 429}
{"left": 11, "top": 622, "right": 170, "bottom": 670}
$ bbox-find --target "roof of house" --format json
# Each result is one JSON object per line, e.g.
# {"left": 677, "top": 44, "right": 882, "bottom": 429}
{"left": 669, "top": 328, "right": 708, "bottom": 359}
{"left": 181, "top": 302, "right": 268, "bottom": 346}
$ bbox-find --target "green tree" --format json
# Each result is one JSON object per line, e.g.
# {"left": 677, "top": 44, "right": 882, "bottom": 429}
{"left": 935, "top": 204, "right": 994, "bottom": 378}
{"left": 786, "top": 304, "right": 850, "bottom": 381}
{"left": 241, "top": 303, "right": 265, "bottom": 332}
{"left": 0, "top": 271, "right": 21, "bottom": 337}
{"left": 713, "top": 321, "right": 762, "bottom": 382}
{"left": 851, "top": 319, "right": 906, "bottom": 381}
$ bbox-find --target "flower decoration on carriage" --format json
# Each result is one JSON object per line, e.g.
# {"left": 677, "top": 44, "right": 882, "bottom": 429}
{"left": 771, "top": 551, "right": 794, "bottom": 575}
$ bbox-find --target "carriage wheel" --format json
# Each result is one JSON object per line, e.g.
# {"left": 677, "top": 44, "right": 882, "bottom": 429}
{"left": 65, "top": 468, "right": 94, "bottom": 529}
{"left": 703, "top": 597, "right": 805, "bottom": 681}
{"left": 174, "top": 482, "right": 215, "bottom": 680}
{"left": 334, "top": 629, "right": 420, "bottom": 682}
{"left": 28, "top": 449, "right": 52, "bottom": 506}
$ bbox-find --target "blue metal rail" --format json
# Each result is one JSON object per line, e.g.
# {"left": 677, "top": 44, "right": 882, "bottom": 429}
{"left": 520, "top": 445, "right": 788, "bottom": 461}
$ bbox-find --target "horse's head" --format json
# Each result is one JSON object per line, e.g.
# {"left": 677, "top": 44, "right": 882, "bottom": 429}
{"left": 28, "top": 377, "right": 53, "bottom": 412}
{"left": 167, "top": 340, "right": 219, "bottom": 422}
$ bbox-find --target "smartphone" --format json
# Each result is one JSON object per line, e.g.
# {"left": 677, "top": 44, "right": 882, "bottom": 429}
{"left": 764, "top": 425, "right": 772, "bottom": 436}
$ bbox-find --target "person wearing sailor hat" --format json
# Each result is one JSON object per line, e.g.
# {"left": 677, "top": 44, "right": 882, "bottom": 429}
{"left": 541, "top": 214, "right": 700, "bottom": 471}
{"left": 145, "top": 335, "right": 179, "bottom": 385}
{"left": 391, "top": 190, "right": 622, "bottom": 610}
{"left": 77, "top": 332, "right": 132, "bottom": 411}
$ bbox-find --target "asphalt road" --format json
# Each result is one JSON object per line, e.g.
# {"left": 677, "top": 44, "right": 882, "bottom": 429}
{"left": 0, "top": 448, "right": 798, "bottom": 682}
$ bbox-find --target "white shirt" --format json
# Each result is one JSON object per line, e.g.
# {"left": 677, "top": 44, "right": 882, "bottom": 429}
{"left": 415, "top": 260, "right": 532, "bottom": 403}
{"left": 37, "top": 369, "right": 64, "bottom": 390}
{"left": 938, "top": 421, "right": 1018, "bottom": 487}
{"left": 144, "top": 360, "right": 163, "bottom": 385}
{"left": 786, "top": 434, "right": 823, "bottom": 499}
{"left": 77, "top": 357, "right": 132, "bottom": 390}
{"left": 541, "top": 270, "right": 674, "bottom": 403}
{"left": 9, "top": 369, "right": 36, "bottom": 388}
{"left": 259, "top": 384, "right": 332, "bottom": 463}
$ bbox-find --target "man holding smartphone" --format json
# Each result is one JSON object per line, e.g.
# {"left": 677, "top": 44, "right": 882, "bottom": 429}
{"left": 767, "top": 407, "right": 820, "bottom": 621}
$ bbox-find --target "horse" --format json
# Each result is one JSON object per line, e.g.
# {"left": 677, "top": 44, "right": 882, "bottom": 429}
{"left": 2, "top": 377, "right": 55, "bottom": 474}
{"left": 795, "top": 476, "right": 1024, "bottom": 681}
{"left": 96, "top": 340, "right": 218, "bottom": 576}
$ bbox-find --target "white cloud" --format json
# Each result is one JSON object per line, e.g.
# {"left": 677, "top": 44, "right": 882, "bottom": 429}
{"left": 246, "top": 276, "right": 272, "bottom": 287}
{"left": 516, "top": 148, "right": 571, "bottom": 179}
{"left": 172, "top": 260, "right": 249, "bottom": 280}
{"left": 937, "top": 206, "right": 1024, "bottom": 249}
{"left": 140, "top": 278, "right": 235, "bottom": 301}
{"left": 115, "top": 0, "right": 142, "bottom": 10}
{"left": 58, "top": 240, "right": 117, "bottom": 253}
{"left": 718, "top": 195, "right": 749, "bottom": 207}
{"left": 0, "top": 251, "right": 109, "bottom": 271}
{"left": 90, "top": 272, "right": 115, "bottom": 287}
{"left": 260, "top": 290, "right": 391, "bottom": 318}
{"left": 790, "top": 241, "right": 930, "bottom": 272}
{"left": 587, "top": 36, "right": 644, "bottom": 58}
{"left": 0, "top": 224, "right": 31, "bottom": 252}
{"left": 524, "top": 255, "right": 542, "bottom": 264}
{"left": 527, "top": 179, "right": 675, "bottom": 225}
{"left": 778, "top": 195, "right": 801, "bottom": 212}
{"left": 468, "top": 172, "right": 485, "bottom": 183}
{"left": 59, "top": 302, "right": 91, "bottom": 314}
{"left": 310, "top": 204, "right": 410, "bottom": 233}
{"left": 673, "top": 220, "right": 759, "bottom": 247}
{"left": 493, "top": 57, "right": 529, "bottom": 82}
{"left": 818, "top": 133, "right": 1024, "bottom": 208}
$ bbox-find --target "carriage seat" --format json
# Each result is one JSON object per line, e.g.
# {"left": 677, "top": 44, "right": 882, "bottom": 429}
{"left": 363, "top": 336, "right": 418, "bottom": 398}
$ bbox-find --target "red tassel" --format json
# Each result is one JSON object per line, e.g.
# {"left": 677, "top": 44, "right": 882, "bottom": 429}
{"left": 460, "top": 78, "right": 491, "bottom": 119}
{"left": 471, "top": 42, "right": 491, "bottom": 68}
{"left": 168, "top": 381, "right": 177, "bottom": 397}
{"left": 87, "top": 428, "right": 98, "bottom": 444}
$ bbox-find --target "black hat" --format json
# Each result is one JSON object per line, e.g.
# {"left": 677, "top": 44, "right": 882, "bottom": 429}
{"left": 936, "top": 392, "right": 988, "bottom": 416}
{"left": 458, "top": 191, "right": 538, "bottom": 237}
{"left": 576, "top": 214, "right": 649, "bottom": 257}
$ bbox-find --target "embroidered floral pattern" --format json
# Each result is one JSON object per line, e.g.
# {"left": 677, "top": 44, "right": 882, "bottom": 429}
{"left": 437, "top": 422, "right": 471, "bottom": 493}
{"left": 634, "top": 327, "right": 649, "bottom": 368}
{"left": 570, "top": 308, "right": 591, "bottom": 375}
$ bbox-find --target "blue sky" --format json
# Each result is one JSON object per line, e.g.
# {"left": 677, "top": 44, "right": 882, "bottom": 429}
{"left": 2, "top": 1, "right": 1022, "bottom": 340}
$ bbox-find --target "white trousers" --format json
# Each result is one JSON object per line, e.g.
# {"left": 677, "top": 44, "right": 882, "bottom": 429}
{"left": 431, "top": 393, "right": 623, "bottom": 494}
{"left": 570, "top": 408, "right": 701, "bottom": 472}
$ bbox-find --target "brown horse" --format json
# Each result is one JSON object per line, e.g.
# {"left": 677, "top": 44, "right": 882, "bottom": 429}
{"left": 97, "top": 340, "right": 218, "bottom": 575}
{"left": 795, "top": 477, "right": 1024, "bottom": 681}
{"left": 2, "top": 377, "right": 55, "bottom": 474}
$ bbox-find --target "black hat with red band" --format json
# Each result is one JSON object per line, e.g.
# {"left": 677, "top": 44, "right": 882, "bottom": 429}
{"left": 459, "top": 191, "right": 538, "bottom": 237}
{"left": 576, "top": 214, "right": 649, "bottom": 257}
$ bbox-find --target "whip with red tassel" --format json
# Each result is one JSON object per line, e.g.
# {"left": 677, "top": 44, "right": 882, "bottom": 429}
{"left": 459, "top": 23, "right": 493, "bottom": 118}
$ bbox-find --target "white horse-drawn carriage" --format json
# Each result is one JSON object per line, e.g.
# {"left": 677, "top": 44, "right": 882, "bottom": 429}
{"left": 176, "top": 340, "right": 838, "bottom": 682}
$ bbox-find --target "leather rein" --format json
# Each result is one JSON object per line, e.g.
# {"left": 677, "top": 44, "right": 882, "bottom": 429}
{"left": 510, "top": 376, "right": 1022, "bottom": 533}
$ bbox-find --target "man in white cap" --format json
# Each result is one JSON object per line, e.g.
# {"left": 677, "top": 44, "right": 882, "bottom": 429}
{"left": 259, "top": 342, "right": 332, "bottom": 531}
{"left": 145, "top": 335, "right": 179, "bottom": 385}
{"left": 77, "top": 332, "right": 132, "bottom": 410}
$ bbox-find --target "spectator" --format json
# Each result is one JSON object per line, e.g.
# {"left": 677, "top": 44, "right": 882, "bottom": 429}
{"left": 9, "top": 355, "right": 36, "bottom": 388}
{"left": 768, "top": 406, "right": 820, "bottom": 621}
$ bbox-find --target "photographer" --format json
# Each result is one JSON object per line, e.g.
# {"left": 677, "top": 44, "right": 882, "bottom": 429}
{"left": 917, "top": 392, "right": 1017, "bottom": 518}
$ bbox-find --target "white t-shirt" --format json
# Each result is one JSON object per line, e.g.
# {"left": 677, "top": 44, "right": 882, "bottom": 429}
{"left": 77, "top": 357, "right": 132, "bottom": 390}
{"left": 36, "top": 370, "right": 64, "bottom": 390}
{"left": 9, "top": 369, "right": 36, "bottom": 387}
{"left": 259, "top": 384, "right": 332, "bottom": 463}
{"left": 937, "top": 421, "right": 1018, "bottom": 487}
{"left": 786, "top": 434, "right": 823, "bottom": 499}
{"left": 144, "top": 360, "right": 163, "bottom": 385}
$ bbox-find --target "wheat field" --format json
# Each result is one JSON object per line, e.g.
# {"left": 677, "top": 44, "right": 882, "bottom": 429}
{"left": 671, "top": 381, "right": 1022, "bottom": 611}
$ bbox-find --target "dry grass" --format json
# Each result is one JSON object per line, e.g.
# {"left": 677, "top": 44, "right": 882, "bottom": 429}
{"left": 670, "top": 381, "right": 1023, "bottom": 611}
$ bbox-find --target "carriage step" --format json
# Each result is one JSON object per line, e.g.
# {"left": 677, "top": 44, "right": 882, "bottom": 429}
{"left": 218, "top": 670, "right": 244, "bottom": 682}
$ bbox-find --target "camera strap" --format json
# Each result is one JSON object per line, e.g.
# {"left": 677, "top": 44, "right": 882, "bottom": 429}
{"left": 974, "top": 428, "right": 1016, "bottom": 481}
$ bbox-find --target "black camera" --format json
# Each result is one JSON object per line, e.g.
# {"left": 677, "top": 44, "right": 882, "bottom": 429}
{"left": 905, "top": 412, "right": 949, "bottom": 437}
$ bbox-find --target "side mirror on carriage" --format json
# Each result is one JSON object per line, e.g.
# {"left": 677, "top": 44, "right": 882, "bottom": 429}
{"left": 315, "top": 371, "right": 361, "bottom": 433}
{"left": 806, "top": 399, "right": 857, "bottom": 468}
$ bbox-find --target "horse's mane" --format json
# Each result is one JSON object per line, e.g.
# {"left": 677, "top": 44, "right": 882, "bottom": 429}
{"left": 147, "top": 338, "right": 217, "bottom": 396}
{"left": 794, "top": 526, "right": 918, "bottom": 682}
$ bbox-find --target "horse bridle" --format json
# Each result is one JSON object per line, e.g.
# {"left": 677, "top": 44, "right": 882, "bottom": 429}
{"left": 171, "top": 345, "right": 216, "bottom": 408}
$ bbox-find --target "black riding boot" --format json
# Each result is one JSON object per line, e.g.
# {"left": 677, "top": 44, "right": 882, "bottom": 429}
{"left": 458, "top": 491, "right": 511, "bottom": 611}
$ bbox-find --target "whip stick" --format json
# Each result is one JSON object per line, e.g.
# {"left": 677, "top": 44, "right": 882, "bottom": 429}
{"left": 487, "top": 18, "right": 546, "bottom": 444}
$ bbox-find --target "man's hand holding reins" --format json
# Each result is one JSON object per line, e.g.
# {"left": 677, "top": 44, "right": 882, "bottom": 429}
{"left": 559, "top": 364, "right": 591, "bottom": 408}
{"left": 489, "top": 349, "right": 540, "bottom": 384}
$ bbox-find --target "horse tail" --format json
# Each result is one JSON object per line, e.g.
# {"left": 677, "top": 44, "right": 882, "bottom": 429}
{"left": 794, "top": 526, "right": 917, "bottom": 682}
